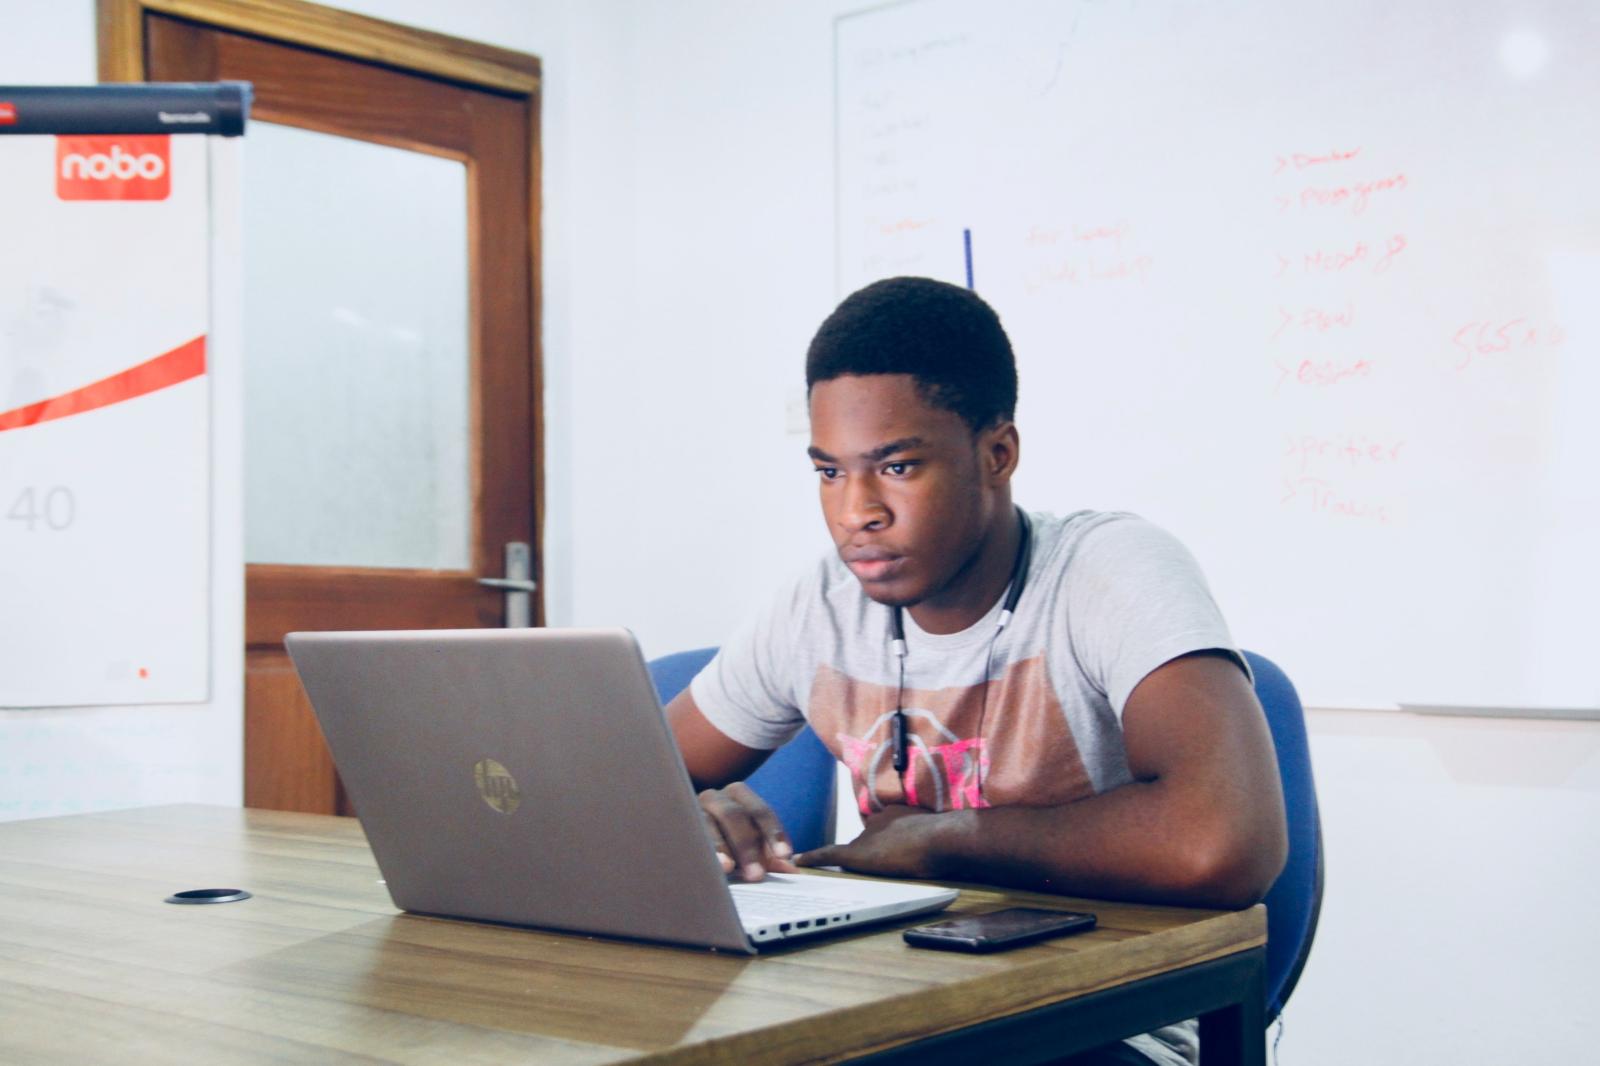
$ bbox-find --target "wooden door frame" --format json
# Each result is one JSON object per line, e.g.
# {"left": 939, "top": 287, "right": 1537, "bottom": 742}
{"left": 96, "top": 0, "right": 546, "bottom": 626}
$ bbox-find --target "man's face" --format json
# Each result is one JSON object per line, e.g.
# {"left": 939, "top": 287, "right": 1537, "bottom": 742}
{"left": 807, "top": 373, "right": 1002, "bottom": 609}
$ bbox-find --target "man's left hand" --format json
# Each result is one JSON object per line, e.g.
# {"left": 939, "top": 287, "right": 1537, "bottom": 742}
{"left": 794, "top": 804, "right": 943, "bottom": 879}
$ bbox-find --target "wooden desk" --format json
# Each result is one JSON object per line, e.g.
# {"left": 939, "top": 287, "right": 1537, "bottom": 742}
{"left": 0, "top": 806, "right": 1265, "bottom": 1064}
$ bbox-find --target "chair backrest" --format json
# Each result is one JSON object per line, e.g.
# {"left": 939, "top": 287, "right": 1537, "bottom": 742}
{"left": 647, "top": 647, "right": 836, "bottom": 854}
{"left": 1242, "top": 650, "right": 1324, "bottom": 1024}
{"left": 648, "top": 645, "right": 1322, "bottom": 1022}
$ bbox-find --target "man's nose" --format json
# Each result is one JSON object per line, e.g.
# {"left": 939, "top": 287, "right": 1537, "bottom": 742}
{"left": 839, "top": 475, "right": 889, "bottom": 532}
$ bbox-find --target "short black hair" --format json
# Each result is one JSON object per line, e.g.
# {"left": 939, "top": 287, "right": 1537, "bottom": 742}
{"left": 805, "top": 276, "right": 1017, "bottom": 432}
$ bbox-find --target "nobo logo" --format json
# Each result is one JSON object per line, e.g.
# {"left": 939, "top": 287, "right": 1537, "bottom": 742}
{"left": 473, "top": 758, "right": 522, "bottom": 815}
{"left": 56, "top": 135, "right": 171, "bottom": 201}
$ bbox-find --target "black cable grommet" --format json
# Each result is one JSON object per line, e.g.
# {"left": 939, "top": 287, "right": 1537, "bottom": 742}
{"left": 164, "top": 888, "right": 252, "bottom": 904}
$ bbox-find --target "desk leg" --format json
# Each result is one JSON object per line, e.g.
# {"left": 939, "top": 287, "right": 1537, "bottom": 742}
{"left": 1198, "top": 950, "right": 1265, "bottom": 1066}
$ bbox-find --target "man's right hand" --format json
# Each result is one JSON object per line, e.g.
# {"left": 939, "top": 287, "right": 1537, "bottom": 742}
{"left": 664, "top": 687, "right": 797, "bottom": 881}
{"left": 697, "top": 781, "right": 799, "bottom": 882}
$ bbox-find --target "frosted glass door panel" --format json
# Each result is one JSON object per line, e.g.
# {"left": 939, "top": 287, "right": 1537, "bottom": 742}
{"left": 243, "top": 122, "right": 470, "bottom": 570}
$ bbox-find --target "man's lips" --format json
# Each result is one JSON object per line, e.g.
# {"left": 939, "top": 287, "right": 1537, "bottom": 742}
{"left": 841, "top": 547, "right": 904, "bottom": 582}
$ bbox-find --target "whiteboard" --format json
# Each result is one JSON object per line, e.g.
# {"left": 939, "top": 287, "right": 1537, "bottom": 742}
{"left": 836, "top": 0, "right": 1600, "bottom": 709}
{"left": 0, "top": 132, "right": 212, "bottom": 707}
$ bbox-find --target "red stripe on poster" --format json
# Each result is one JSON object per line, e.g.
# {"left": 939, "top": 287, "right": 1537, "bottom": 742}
{"left": 0, "top": 335, "right": 206, "bottom": 433}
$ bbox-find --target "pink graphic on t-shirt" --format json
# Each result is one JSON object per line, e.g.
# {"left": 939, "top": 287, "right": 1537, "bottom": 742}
{"left": 906, "top": 736, "right": 989, "bottom": 810}
{"left": 836, "top": 733, "right": 878, "bottom": 817}
{"left": 808, "top": 658, "right": 1095, "bottom": 815}
{"left": 837, "top": 729, "right": 989, "bottom": 814}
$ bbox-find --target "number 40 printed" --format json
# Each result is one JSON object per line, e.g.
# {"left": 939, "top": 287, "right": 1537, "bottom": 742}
{"left": 6, "top": 486, "right": 77, "bottom": 531}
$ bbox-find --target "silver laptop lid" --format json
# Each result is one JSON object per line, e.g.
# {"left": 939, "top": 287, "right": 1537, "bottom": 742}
{"left": 285, "top": 627, "right": 755, "bottom": 953}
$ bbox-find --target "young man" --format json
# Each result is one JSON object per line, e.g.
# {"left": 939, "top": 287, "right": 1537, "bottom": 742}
{"left": 665, "top": 277, "right": 1286, "bottom": 1065}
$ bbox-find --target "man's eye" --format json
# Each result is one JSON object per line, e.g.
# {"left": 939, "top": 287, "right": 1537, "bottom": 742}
{"left": 885, "top": 462, "right": 911, "bottom": 476}
{"left": 815, "top": 467, "right": 839, "bottom": 480}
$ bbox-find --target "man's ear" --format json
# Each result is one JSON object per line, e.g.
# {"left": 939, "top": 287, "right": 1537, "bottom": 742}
{"left": 980, "top": 421, "right": 1020, "bottom": 483}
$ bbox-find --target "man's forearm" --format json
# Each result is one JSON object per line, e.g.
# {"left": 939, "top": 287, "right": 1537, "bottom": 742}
{"left": 918, "top": 778, "right": 1284, "bottom": 909}
{"left": 795, "top": 657, "right": 1290, "bottom": 906}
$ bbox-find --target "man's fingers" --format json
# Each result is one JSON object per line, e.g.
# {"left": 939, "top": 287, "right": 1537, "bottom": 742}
{"left": 701, "top": 811, "right": 736, "bottom": 873}
{"left": 794, "top": 844, "right": 846, "bottom": 869}
{"left": 699, "top": 788, "right": 769, "bottom": 880}
{"left": 700, "top": 784, "right": 800, "bottom": 879}
{"left": 726, "top": 782, "right": 794, "bottom": 860}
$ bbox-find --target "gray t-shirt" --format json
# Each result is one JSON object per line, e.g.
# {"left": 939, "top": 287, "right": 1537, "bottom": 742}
{"left": 692, "top": 509, "right": 1246, "bottom": 817}
{"left": 691, "top": 509, "right": 1242, "bottom": 1066}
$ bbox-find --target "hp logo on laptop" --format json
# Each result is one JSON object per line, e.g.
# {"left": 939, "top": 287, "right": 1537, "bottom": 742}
{"left": 473, "top": 758, "right": 522, "bottom": 815}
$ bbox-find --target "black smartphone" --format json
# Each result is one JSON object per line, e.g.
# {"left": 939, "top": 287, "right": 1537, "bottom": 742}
{"left": 902, "top": 907, "right": 1097, "bottom": 953}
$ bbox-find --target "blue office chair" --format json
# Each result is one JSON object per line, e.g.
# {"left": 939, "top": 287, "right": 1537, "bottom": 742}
{"left": 647, "top": 646, "right": 1322, "bottom": 1023}
{"left": 1242, "top": 650, "right": 1324, "bottom": 1024}
{"left": 648, "top": 647, "right": 836, "bottom": 853}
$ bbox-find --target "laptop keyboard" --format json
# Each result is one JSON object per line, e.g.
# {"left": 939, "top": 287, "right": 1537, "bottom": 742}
{"left": 726, "top": 885, "right": 855, "bottom": 922}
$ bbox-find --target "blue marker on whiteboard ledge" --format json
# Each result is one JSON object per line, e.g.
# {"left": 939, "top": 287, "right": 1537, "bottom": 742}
{"left": 964, "top": 228, "right": 974, "bottom": 290}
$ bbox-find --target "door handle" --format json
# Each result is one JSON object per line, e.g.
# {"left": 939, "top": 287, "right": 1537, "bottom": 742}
{"left": 477, "top": 542, "right": 536, "bottom": 627}
{"left": 477, "top": 577, "right": 537, "bottom": 592}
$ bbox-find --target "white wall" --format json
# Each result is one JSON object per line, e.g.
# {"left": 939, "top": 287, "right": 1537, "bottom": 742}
{"left": 3, "top": 1, "right": 1596, "bottom": 1061}
{"left": 559, "top": 0, "right": 855, "bottom": 657}
{"left": 1292, "top": 708, "right": 1600, "bottom": 1063}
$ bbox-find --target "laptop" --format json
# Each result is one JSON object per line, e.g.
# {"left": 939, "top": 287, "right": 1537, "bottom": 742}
{"left": 284, "top": 627, "right": 957, "bottom": 954}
